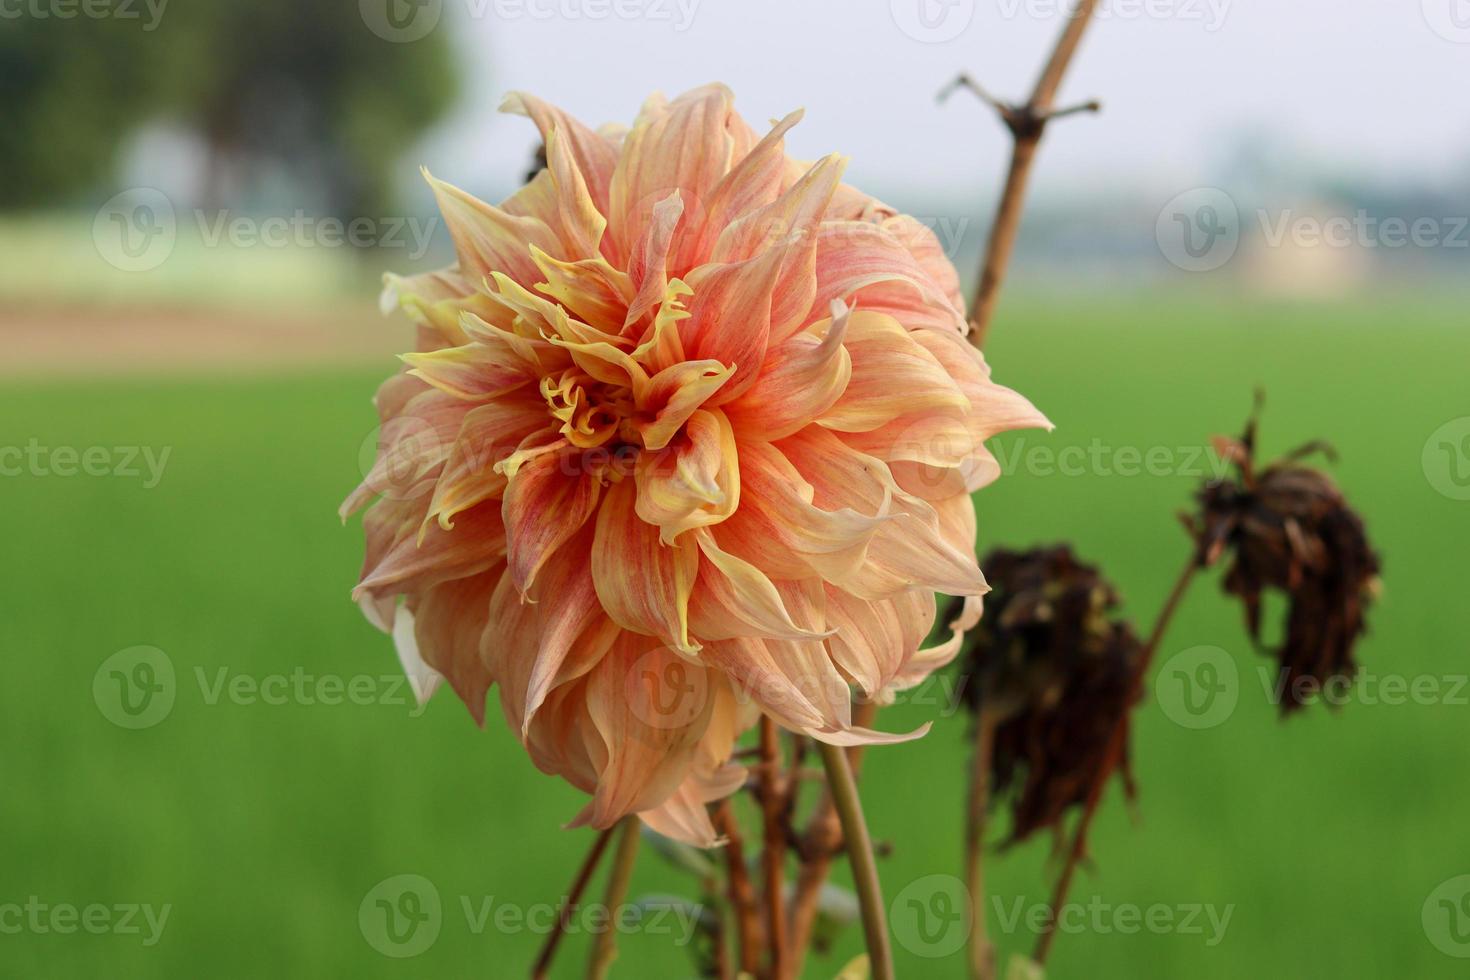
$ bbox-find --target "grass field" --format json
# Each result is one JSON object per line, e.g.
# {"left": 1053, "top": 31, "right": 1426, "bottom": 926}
{"left": 3, "top": 293, "right": 1467, "bottom": 978}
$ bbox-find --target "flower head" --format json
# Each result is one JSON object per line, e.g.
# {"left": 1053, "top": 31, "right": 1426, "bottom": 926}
{"left": 344, "top": 85, "right": 1049, "bottom": 844}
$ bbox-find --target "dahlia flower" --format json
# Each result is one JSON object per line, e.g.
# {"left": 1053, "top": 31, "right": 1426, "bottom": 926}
{"left": 343, "top": 84, "right": 1049, "bottom": 846}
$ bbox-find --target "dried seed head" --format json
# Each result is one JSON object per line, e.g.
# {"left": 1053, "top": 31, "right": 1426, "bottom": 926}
{"left": 955, "top": 545, "right": 1143, "bottom": 845}
{"left": 1191, "top": 403, "right": 1382, "bottom": 714}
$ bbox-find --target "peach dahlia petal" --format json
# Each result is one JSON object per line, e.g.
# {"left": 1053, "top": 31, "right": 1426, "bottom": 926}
{"left": 345, "top": 84, "right": 1050, "bottom": 846}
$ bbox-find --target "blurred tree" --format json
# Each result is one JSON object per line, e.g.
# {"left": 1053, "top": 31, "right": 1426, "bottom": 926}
{"left": 0, "top": 2, "right": 459, "bottom": 215}
{"left": 0, "top": 15, "right": 166, "bottom": 208}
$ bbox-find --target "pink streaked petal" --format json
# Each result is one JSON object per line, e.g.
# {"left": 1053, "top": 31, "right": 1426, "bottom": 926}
{"left": 426, "top": 395, "right": 552, "bottom": 529}
{"left": 623, "top": 191, "right": 686, "bottom": 332}
{"left": 779, "top": 427, "right": 986, "bottom": 598}
{"left": 633, "top": 360, "right": 734, "bottom": 452}
{"left": 573, "top": 633, "right": 717, "bottom": 828}
{"left": 530, "top": 245, "right": 632, "bottom": 334}
{"left": 424, "top": 170, "right": 562, "bottom": 284}
{"left": 686, "top": 527, "right": 830, "bottom": 642}
{"left": 401, "top": 343, "right": 539, "bottom": 402}
{"left": 682, "top": 240, "right": 789, "bottom": 404}
{"left": 633, "top": 408, "right": 738, "bottom": 544}
{"left": 503, "top": 449, "right": 603, "bottom": 593}
{"left": 884, "top": 595, "right": 984, "bottom": 697}
{"left": 355, "top": 500, "right": 507, "bottom": 599}
{"left": 710, "top": 153, "right": 846, "bottom": 342}
{"left": 517, "top": 527, "right": 605, "bottom": 735}
{"left": 342, "top": 389, "right": 473, "bottom": 519}
{"left": 501, "top": 91, "right": 619, "bottom": 217}
{"left": 723, "top": 300, "right": 851, "bottom": 442}
{"left": 592, "top": 479, "right": 699, "bottom": 653}
{"left": 809, "top": 221, "right": 964, "bottom": 333}
{"left": 675, "top": 109, "right": 804, "bottom": 271}
{"left": 816, "top": 311, "right": 971, "bottom": 434}
{"left": 607, "top": 84, "right": 739, "bottom": 266}
{"left": 410, "top": 570, "right": 499, "bottom": 725}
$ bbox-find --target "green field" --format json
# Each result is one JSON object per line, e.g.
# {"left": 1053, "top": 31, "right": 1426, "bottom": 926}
{"left": 4, "top": 293, "right": 1467, "bottom": 978}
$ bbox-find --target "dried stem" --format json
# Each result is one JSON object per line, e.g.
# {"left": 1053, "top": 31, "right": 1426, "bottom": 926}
{"left": 941, "top": 0, "right": 1101, "bottom": 349}
{"left": 587, "top": 816, "right": 641, "bottom": 980}
{"left": 714, "top": 798, "right": 763, "bottom": 977}
{"left": 787, "top": 702, "right": 878, "bottom": 976}
{"left": 817, "top": 738, "right": 894, "bottom": 980}
{"left": 964, "top": 706, "right": 1001, "bottom": 980}
{"left": 531, "top": 825, "right": 616, "bottom": 980}
{"left": 1032, "top": 555, "right": 1200, "bottom": 965}
{"left": 758, "top": 715, "right": 789, "bottom": 978}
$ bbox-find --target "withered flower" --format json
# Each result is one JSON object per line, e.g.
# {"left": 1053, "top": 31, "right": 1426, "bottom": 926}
{"left": 1192, "top": 411, "right": 1381, "bottom": 714}
{"left": 954, "top": 546, "right": 1143, "bottom": 845}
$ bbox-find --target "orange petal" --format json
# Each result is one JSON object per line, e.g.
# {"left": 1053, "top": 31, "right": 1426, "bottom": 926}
{"left": 779, "top": 427, "right": 986, "bottom": 598}
{"left": 425, "top": 396, "right": 552, "bottom": 529}
{"left": 354, "top": 500, "right": 507, "bottom": 600}
{"left": 810, "top": 221, "right": 964, "bottom": 334}
{"left": 724, "top": 300, "right": 851, "bottom": 441}
{"left": 529, "top": 245, "right": 632, "bottom": 334}
{"left": 710, "top": 153, "right": 846, "bottom": 342}
{"left": 592, "top": 479, "right": 699, "bottom": 653}
{"left": 503, "top": 449, "right": 603, "bottom": 593}
{"left": 501, "top": 91, "right": 619, "bottom": 218}
{"left": 675, "top": 109, "right": 804, "bottom": 270}
{"left": 686, "top": 527, "right": 829, "bottom": 642}
{"left": 623, "top": 191, "right": 686, "bottom": 332}
{"left": 410, "top": 570, "right": 499, "bottom": 725}
{"left": 572, "top": 633, "right": 717, "bottom": 827}
{"left": 633, "top": 409, "right": 738, "bottom": 543}
{"left": 682, "top": 240, "right": 789, "bottom": 404}
{"left": 634, "top": 360, "right": 734, "bottom": 452}
{"left": 517, "top": 527, "right": 607, "bottom": 735}
{"left": 816, "top": 311, "right": 970, "bottom": 433}
{"left": 424, "top": 170, "right": 561, "bottom": 284}
{"left": 541, "top": 124, "right": 608, "bottom": 257}
{"left": 607, "top": 84, "right": 738, "bottom": 265}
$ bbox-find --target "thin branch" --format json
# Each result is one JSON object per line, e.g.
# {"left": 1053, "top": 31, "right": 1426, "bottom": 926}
{"left": 531, "top": 826, "right": 616, "bottom": 980}
{"left": 758, "top": 716, "right": 789, "bottom": 978}
{"left": 714, "top": 799, "right": 763, "bottom": 978}
{"left": 1033, "top": 555, "right": 1200, "bottom": 965}
{"left": 817, "top": 739, "right": 894, "bottom": 980}
{"left": 587, "top": 816, "right": 641, "bottom": 980}
{"left": 943, "top": 0, "right": 1102, "bottom": 349}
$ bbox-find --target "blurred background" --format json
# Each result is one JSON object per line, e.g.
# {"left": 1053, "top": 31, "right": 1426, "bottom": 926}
{"left": 3, "top": 0, "right": 1467, "bottom": 977}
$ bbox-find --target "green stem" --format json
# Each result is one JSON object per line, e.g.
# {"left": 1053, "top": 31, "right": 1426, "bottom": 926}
{"left": 587, "top": 816, "right": 641, "bottom": 980}
{"left": 965, "top": 708, "right": 999, "bottom": 980}
{"left": 817, "top": 740, "right": 894, "bottom": 980}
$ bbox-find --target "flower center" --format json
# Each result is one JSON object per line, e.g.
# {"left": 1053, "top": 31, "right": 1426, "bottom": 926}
{"left": 539, "top": 369, "right": 636, "bottom": 450}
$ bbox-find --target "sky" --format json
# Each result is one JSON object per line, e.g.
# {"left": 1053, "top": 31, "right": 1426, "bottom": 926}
{"left": 412, "top": 0, "right": 1470, "bottom": 213}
